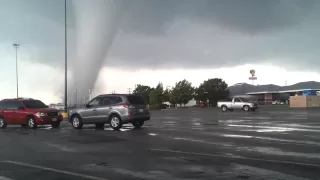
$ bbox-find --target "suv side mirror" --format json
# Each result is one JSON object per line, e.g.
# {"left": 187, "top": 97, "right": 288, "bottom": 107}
{"left": 85, "top": 104, "right": 91, "bottom": 108}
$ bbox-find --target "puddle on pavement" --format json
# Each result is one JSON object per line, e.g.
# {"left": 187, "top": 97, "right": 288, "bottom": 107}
{"left": 280, "top": 123, "right": 320, "bottom": 129}
{"left": 162, "top": 121, "right": 177, "bottom": 124}
{"left": 243, "top": 117, "right": 272, "bottom": 120}
{"left": 45, "top": 143, "right": 78, "bottom": 152}
{"left": 220, "top": 134, "right": 320, "bottom": 146}
{"left": 232, "top": 164, "right": 309, "bottom": 180}
{"left": 172, "top": 137, "right": 233, "bottom": 147}
{"left": 192, "top": 122, "right": 201, "bottom": 126}
{"left": 238, "top": 146, "right": 320, "bottom": 159}
{"left": 163, "top": 117, "right": 180, "bottom": 120}
{"left": 148, "top": 133, "right": 157, "bottom": 136}
{"left": 219, "top": 120, "right": 252, "bottom": 123}
{"left": 222, "top": 134, "right": 253, "bottom": 138}
{"left": 227, "top": 124, "right": 320, "bottom": 133}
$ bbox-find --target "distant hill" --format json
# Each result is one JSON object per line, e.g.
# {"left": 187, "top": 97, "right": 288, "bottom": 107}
{"left": 229, "top": 81, "right": 320, "bottom": 95}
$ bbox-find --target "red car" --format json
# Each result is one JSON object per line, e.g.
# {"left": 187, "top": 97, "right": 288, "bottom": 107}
{"left": 0, "top": 98, "right": 63, "bottom": 129}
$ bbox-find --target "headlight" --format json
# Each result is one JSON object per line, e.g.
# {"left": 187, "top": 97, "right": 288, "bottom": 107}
{"left": 249, "top": 103, "right": 254, "bottom": 107}
{"left": 35, "top": 112, "right": 46, "bottom": 117}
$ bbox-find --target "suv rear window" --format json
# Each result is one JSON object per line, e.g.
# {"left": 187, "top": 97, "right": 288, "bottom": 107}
{"left": 22, "top": 100, "right": 48, "bottom": 108}
{"left": 127, "top": 95, "right": 146, "bottom": 105}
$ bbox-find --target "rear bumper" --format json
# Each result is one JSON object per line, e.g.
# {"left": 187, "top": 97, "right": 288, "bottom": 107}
{"left": 35, "top": 116, "right": 62, "bottom": 125}
{"left": 121, "top": 114, "right": 151, "bottom": 124}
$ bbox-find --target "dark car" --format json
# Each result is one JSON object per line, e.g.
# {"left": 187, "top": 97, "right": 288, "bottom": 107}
{"left": 68, "top": 94, "right": 151, "bottom": 130}
{"left": 0, "top": 98, "right": 63, "bottom": 129}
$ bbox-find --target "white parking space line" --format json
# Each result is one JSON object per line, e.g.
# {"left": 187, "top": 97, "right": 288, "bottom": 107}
{"left": 1, "top": 161, "right": 109, "bottom": 180}
{"left": 150, "top": 149, "right": 320, "bottom": 168}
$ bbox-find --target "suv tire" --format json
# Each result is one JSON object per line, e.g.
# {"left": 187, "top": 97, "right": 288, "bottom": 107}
{"left": 71, "top": 115, "right": 83, "bottom": 129}
{"left": 243, "top": 105, "right": 250, "bottom": 112}
{"left": 109, "top": 115, "right": 122, "bottom": 130}
{"left": 27, "top": 117, "right": 37, "bottom": 129}
{"left": 132, "top": 121, "right": 144, "bottom": 128}
{"left": 0, "top": 117, "right": 7, "bottom": 129}
{"left": 221, "top": 106, "right": 228, "bottom": 112}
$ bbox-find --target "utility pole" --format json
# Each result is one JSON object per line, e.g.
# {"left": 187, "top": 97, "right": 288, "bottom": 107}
{"left": 74, "top": 89, "right": 78, "bottom": 107}
{"left": 128, "top": 88, "right": 132, "bottom": 94}
{"left": 64, "top": 0, "right": 68, "bottom": 112}
{"left": 12, "top": 43, "right": 20, "bottom": 98}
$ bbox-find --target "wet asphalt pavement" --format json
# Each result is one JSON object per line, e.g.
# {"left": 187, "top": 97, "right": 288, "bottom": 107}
{"left": 0, "top": 107, "right": 320, "bottom": 180}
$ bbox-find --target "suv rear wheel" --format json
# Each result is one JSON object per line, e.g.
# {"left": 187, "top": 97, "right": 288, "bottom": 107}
{"left": 27, "top": 117, "right": 37, "bottom": 129}
{"left": 132, "top": 121, "right": 144, "bottom": 128}
{"left": 71, "top": 115, "right": 83, "bottom": 129}
{"left": 109, "top": 115, "right": 122, "bottom": 130}
{"left": 0, "top": 117, "right": 7, "bottom": 129}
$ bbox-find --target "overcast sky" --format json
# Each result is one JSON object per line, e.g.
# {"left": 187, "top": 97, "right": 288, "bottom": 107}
{"left": 1, "top": 0, "right": 320, "bottom": 104}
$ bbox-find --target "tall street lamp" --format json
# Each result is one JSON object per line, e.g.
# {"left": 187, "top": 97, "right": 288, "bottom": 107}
{"left": 74, "top": 89, "right": 78, "bottom": 107}
{"left": 13, "top": 43, "right": 20, "bottom": 98}
{"left": 64, "top": 0, "right": 68, "bottom": 112}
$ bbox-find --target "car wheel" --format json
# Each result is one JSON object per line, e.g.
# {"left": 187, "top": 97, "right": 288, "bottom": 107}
{"left": 109, "top": 115, "right": 122, "bottom": 130}
{"left": 95, "top": 123, "right": 104, "bottom": 129}
{"left": 51, "top": 122, "right": 60, "bottom": 128}
{"left": 27, "top": 117, "right": 37, "bottom": 129}
{"left": 21, "top": 124, "right": 27, "bottom": 128}
{"left": 132, "top": 121, "right": 144, "bottom": 128}
{"left": 243, "top": 105, "right": 250, "bottom": 112}
{"left": 221, "top": 106, "right": 228, "bottom": 112}
{"left": 0, "top": 117, "right": 7, "bottom": 129}
{"left": 71, "top": 115, "right": 83, "bottom": 129}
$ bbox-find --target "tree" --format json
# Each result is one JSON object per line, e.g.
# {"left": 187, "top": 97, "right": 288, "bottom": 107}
{"left": 171, "top": 79, "right": 194, "bottom": 107}
{"left": 149, "top": 82, "right": 164, "bottom": 106}
{"left": 196, "top": 78, "right": 229, "bottom": 107}
{"left": 133, "top": 84, "right": 152, "bottom": 104}
{"left": 163, "top": 89, "right": 170, "bottom": 102}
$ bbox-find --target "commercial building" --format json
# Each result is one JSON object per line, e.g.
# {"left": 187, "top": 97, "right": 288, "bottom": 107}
{"left": 246, "top": 89, "right": 320, "bottom": 106}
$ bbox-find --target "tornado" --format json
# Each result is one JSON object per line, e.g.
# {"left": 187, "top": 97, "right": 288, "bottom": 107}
{"left": 70, "top": 0, "right": 124, "bottom": 102}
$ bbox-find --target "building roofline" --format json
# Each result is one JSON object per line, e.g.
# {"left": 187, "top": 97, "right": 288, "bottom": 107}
{"left": 246, "top": 89, "right": 320, "bottom": 95}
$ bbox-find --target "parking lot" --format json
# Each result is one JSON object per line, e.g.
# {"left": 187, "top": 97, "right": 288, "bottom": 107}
{"left": 0, "top": 107, "right": 320, "bottom": 180}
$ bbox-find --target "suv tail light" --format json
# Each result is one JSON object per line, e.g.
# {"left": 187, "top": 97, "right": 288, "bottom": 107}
{"left": 123, "top": 104, "right": 135, "bottom": 109}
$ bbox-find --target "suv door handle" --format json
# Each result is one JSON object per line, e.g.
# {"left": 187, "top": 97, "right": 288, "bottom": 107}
{"left": 92, "top": 109, "right": 97, "bottom": 111}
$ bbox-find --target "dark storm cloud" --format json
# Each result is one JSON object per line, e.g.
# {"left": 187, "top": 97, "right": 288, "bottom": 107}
{"left": 2, "top": 0, "right": 320, "bottom": 99}
{"left": 104, "top": 0, "right": 320, "bottom": 72}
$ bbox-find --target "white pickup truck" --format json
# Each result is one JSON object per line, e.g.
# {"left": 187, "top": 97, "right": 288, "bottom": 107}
{"left": 217, "top": 97, "right": 258, "bottom": 112}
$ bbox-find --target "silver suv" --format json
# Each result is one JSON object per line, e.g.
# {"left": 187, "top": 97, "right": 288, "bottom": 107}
{"left": 68, "top": 94, "right": 150, "bottom": 130}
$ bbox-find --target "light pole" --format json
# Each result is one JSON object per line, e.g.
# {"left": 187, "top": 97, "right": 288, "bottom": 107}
{"left": 12, "top": 43, "right": 20, "bottom": 98}
{"left": 74, "top": 89, "right": 78, "bottom": 107}
{"left": 64, "top": 0, "right": 68, "bottom": 112}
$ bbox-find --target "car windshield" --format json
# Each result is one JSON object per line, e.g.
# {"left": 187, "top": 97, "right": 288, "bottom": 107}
{"left": 23, "top": 100, "right": 48, "bottom": 109}
{"left": 127, "top": 95, "right": 146, "bottom": 104}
